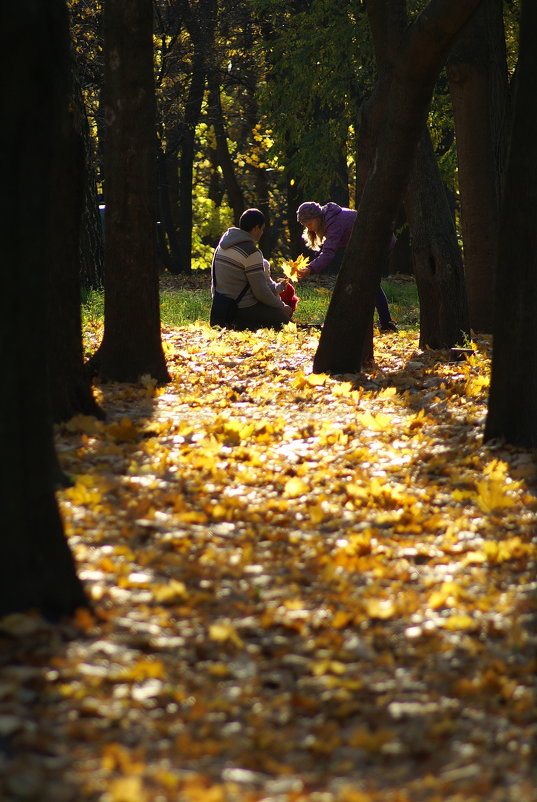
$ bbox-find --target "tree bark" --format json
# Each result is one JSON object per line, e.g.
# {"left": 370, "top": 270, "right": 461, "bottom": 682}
{"left": 48, "top": 48, "right": 104, "bottom": 422}
{"left": 405, "top": 131, "right": 469, "bottom": 349}
{"left": 485, "top": 0, "right": 537, "bottom": 447}
{"left": 75, "top": 69, "right": 105, "bottom": 292}
{"left": 314, "top": 0, "right": 483, "bottom": 375}
{"left": 157, "top": 145, "right": 183, "bottom": 271}
{"left": 0, "top": 0, "right": 89, "bottom": 617}
{"left": 174, "top": 0, "right": 217, "bottom": 273}
{"left": 447, "top": 0, "right": 510, "bottom": 333}
{"left": 89, "top": 0, "right": 170, "bottom": 384}
{"left": 207, "top": 73, "right": 246, "bottom": 226}
{"left": 362, "top": 0, "right": 469, "bottom": 350}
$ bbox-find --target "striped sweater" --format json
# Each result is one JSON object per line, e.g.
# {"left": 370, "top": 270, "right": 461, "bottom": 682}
{"left": 211, "top": 227, "right": 287, "bottom": 310}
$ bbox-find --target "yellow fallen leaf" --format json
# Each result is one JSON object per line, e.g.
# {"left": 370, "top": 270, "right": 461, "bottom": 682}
{"left": 209, "top": 623, "right": 243, "bottom": 648}
{"left": 442, "top": 614, "right": 476, "bottom": 631}
{"left": 153, "top": 580, "right": 189, "bottom": 604}
{"left": 357, "top": 411, "right": 392, "bottom": 432}
{"left": 365, "top": 598, "right": 396, "bottom": 620}
{"left": 475, "top": 479, "right": 517, "bottom": 513}
{"left": 109, "top": 777, "right": 146, "bottom": 802}
{"left": 306, "top": 372, "right": 328, "bottom": 386}
{"left": 106, "top": 417, "right": 140, "bottom": 442}
{"left": 284, "top": 476, "right": 308, "bottom": 498}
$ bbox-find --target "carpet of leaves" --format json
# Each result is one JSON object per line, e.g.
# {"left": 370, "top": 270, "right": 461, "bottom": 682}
{"left": 1, "top": 321, "right": 536, "bottom": 802}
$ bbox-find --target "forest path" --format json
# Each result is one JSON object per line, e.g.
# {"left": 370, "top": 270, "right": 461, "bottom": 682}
{"left": 1, "top": 323, "right": 536, "bottom": 802}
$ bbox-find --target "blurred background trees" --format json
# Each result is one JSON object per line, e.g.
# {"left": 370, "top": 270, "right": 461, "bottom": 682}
{"left": 69, "top": 0, "right": 520, "bottom": 285}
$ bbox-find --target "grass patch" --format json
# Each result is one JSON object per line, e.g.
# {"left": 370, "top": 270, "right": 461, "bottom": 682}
{"left": 81, "top": 274, "right": 419, "bottom": 330}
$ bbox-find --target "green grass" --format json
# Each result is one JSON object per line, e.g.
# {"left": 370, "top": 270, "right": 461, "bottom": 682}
{"left": 81, "top": 276, "right": 419, "bottom": 330}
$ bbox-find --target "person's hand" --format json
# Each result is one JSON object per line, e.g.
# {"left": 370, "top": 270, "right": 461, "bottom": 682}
{"left": 283, "top": 303, "right": 293, "bottom": 318}
{"left": 297, "top": 266, "right": 311, "bottom": 279}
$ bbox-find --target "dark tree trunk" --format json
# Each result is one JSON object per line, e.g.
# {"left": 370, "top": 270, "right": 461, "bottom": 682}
{"left": 207, "top": 73, "right": 246, "bottom": 226}
{"left": 88, "top": 0, "right": 170, "bottom": 384}
{"left": 363, "top": 0, "right": 469, "bottom": 349}
{"left": 405, "top": 131, "right": 469, "bottom": 349}
{"left": 314, "top": 0, "right": 483, "bottom": 375}
{"left": 447, "top": 0, "right": 510, "bottom": 333}
{"left": 157, "top": 146, "right": 183, "bottom": 270}
{"left": 0, "top": 0, "right": 89, "bottom": 617}
{"left": 48, "top": 51, "right": 104, "bottom": 422}
{"left": 175, "top": 0, "right": 217, "bottom": 273}
{"left": 75, "top": 70, "right": 104, "bottom": 292}
{"left": 255, "top": 167, "right": 279, "bottom": 259}
{"left": 485, "top": 0, "right": 537, "bottom": 447}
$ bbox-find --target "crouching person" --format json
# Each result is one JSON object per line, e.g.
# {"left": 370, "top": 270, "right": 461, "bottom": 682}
{"left": 210, "top": 209, "right": 292, "bottom": 330}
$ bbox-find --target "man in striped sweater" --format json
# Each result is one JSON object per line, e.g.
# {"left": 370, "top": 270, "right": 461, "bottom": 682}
{"left": 211, "top": 209, "right": 292, "bottom": 330}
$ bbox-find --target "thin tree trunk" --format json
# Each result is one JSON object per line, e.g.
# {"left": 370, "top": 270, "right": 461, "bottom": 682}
{"left": 314, "top": 0, "right": 483, "bottom": 375}
{"left": 75, "top": 69, "right": 104, "bottom": 292}
{"left": 485, "top": 0, "right": 537, "bottom": 447}
{"left": 157, "top": 146, "right": 182, "bottom": 270}
{"left": 208, "top": 74, "right": 245, "bottom": 225}
{"left": 175, "top": 0, "right": 217, "bottom": 272}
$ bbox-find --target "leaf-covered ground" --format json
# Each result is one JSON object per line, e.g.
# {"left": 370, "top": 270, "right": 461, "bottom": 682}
{"left": 1, "top": 319, "right": 536, "bottom": 802}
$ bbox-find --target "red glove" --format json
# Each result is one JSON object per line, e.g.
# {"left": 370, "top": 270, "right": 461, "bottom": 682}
{"left": 279, "top": 282, "right": 299, "bottom": 313}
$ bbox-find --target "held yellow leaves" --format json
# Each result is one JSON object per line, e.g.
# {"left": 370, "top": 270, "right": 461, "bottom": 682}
{"left": 281, "top": 253, "right": 309, "bottom": 280}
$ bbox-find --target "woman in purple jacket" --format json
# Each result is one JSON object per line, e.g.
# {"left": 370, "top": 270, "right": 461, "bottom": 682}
{"left": 296, "top": 201, "right": 398, "bottom": 332}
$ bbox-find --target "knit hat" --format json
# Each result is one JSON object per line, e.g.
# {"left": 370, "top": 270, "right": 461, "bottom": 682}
{"left": 296, "top": 202, "right": 323, "bottom": 224}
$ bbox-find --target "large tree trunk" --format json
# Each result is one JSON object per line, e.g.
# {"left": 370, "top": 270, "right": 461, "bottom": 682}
{"left": 485, "top": 0, "right": 537, "bottom": 447}
{"left": 314, "top": 0, "right": 482, "bottom": 375}
{"left": 362, "top": 0, "right": 469, "bottom": 350}
{"left": 88, "top": 0, "right": 170, "bottom": 383}
{"left": 405, "top": 131, "right": 469, "bottom": 349}
{"left": 0, "top": 0, "right": 89, "bottom": 617}
{"left": 447, "top": 0, "right": 510, "bottom": 333}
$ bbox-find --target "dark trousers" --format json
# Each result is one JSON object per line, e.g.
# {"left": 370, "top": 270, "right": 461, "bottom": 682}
{"left": 234, "top": 302, "right": 289, "bottom": 331}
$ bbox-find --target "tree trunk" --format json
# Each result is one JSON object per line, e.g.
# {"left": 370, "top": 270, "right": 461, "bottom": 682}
{"left": 314, "top": 0, "right": 483, "bottom": 375}
{"left": 157, "top": 146, "right": 183, "bottom": 270}
{"left": 175, "top": 0, "right": 217, "bottom": 273}
{"left": 75, "top": 69, "right": 105, "bottom": 292}
{"left": 287, "top": 172, "right": 310, "bottom": 260}
{"left": 48, "top": 50, "right": 104, "bottom": 422}
{"left": 405, "top": 130, "right": 469, "bottom": 349}
{"left": 447, "top": 0, "right": 510, "bottom": 333}
{"left": 0, "top": 0, "right": 89, "bottom": 617}
{"left": 89, "top": 0, "right": 170, "bottom": 384}
{"left": 207, "top": 73, "right": 246, "bottom": 226}
{"left": 485, "top": 0, "right": 537, "bottom": 447}
{"left": 364, "top": 0, "right": 469, "bottom": 348}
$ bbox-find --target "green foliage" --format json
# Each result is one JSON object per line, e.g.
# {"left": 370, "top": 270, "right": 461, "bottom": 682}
{"left": 252, "top": 0, "right": 374, "bottom": 199}
{"left": 191, "top": 187, "right": 234, "bottom": 271}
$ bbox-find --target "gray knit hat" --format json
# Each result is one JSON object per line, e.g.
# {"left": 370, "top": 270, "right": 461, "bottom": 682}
{"left": 296, "top": 201, "right": 323, "bottom": 224}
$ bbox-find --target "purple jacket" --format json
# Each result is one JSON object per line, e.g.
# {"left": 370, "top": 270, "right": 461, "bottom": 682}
{"left": 308, "top": 203, "right": 356, "bottom": 274}
{"left": 308, "top": 202, "right": 396, "bottom": 274}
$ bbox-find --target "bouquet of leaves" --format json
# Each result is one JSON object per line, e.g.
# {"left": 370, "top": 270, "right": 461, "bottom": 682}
{"left": 280, "top": 254, "right": 309, "bottom": 281}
